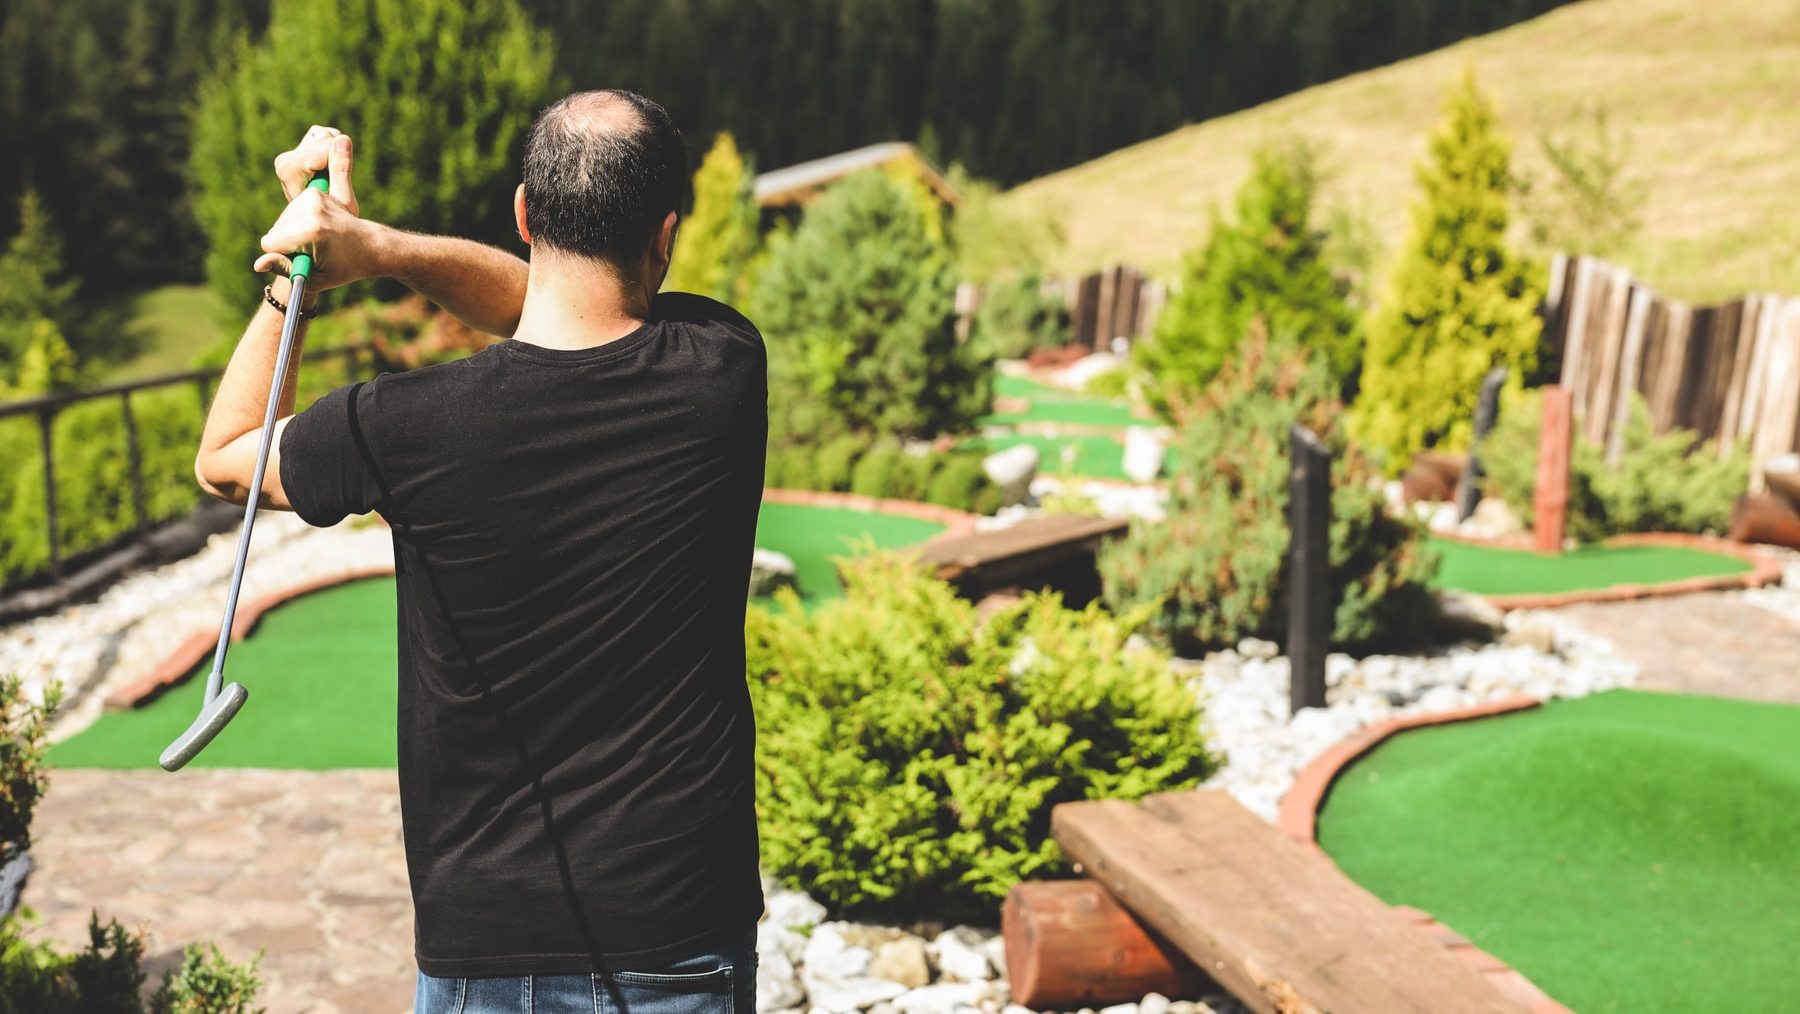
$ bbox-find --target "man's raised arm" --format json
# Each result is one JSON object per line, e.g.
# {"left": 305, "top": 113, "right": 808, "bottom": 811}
{"left": 269, "top": 130, "right": 528, "bottom": 337}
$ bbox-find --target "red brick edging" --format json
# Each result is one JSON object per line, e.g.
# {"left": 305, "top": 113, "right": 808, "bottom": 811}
{"left": 1275, "top": 695, "right": 1573, "bottom": 1013}
{"left": 1434, "top": 531, "right": 1785, "bottom": 610}
{"left": 107, "top": 493, "right": 971, "bottom": 709}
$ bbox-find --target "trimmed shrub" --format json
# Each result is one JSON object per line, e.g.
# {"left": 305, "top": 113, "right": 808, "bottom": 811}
{"left": 0, "top": 674, "right": 56, "bottom": 849}
{"left": 1352, "top": 72, "right": 1543, "bottom": 471}
{"left": 922, "top": 453, "right": 1000, "bottom": 516}
{"left": 812, "top": 436, "right": 866, "bottom": 494}
{"left": 1482, "top": 390, "right": 1749, "bottom": 542}
{"left": 969, "top": 273, "right": 1070, "bottom": 362}
{"left": 751, "top": 170, "right": 992, "bottom": 441}
{"left": 749, "top": 555, "right": 1215, "bottom": 921}
{"left": 1101, "top": 336, "right": 1438, "bottom": 655}
{"left": 1136, "top": 140, "right": 1359, "bottom": 419}
{"left": 849, "top": 442, "right": 904, "bottom": 500}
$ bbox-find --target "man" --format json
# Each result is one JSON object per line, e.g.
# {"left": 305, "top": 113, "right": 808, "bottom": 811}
{"left": 194, "top": 91, "right": 766, "bottom": 1013}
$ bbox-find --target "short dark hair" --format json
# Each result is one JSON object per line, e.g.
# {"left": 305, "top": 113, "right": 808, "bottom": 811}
{"left": 521, "top": 90, "right": 689, "bottom": 276}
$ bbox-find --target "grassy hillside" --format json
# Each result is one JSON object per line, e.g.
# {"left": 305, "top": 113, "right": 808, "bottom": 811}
{"left": 1003, "top": 0, "right": 1800, "bottom": 303}
{"left": 106, "top": 285, "right": 229, "bottom": 381}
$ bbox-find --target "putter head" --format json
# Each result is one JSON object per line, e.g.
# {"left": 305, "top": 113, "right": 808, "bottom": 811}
{"left": 159, "top": 682, "right": 248, "bottom": 772}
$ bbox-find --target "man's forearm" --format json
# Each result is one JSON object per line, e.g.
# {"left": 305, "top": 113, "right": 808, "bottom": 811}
{"left": 194, "top": 278, "right": 310, "bottom": 504}
{"left": 376, "top": 227, "right": 528, "bottom": 336}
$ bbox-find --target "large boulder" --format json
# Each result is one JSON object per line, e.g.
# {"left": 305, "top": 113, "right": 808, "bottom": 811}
{"left": 1122, "top": 426, "right": 1165, "bottom": 483}
{"left": 750, "top": 548, "right": 798, "bottom": 599}
{"left": 983, "top": 443, "right": 1039, "bottom": 506}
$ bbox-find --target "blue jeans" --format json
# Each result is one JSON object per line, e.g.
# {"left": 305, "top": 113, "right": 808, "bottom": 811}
{"left": 414, "top": 929, "right": 758, "bottom": 1014}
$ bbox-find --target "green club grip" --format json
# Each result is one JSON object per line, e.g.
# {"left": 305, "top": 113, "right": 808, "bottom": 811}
{"left": 287, "top": 175, "right": 331, "bottom": 280}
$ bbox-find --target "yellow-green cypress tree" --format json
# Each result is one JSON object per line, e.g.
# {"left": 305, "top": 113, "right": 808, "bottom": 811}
{"left": 1351, "top": 71, "right": 1543, "bottom": 470}
{"left": 664, "top": 132, "right": 760, "bottom": 304}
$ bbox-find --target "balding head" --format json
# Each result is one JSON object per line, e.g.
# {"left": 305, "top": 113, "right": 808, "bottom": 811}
{"left": 521, "top": 90, "right": 689, "bottom": 280}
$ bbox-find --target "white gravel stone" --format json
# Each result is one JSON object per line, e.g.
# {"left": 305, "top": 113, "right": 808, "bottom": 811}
{"left": 801, "top": 924, "right": 912, "bottom": 1013}
{"left": 752, "top": 548, "right": 800, "bottom": 598}
{"left": 893, "top": 982, "right": 992, "bottom": 1014}
{"left": 758, "top": 950, "right": 807, "bottom": 1012}
{"left": 928, "top": 926, "right": 994, "bottom": 982}
{"left": 1138, "top": 994, "right": 1171, "bottom": 1014}
{"left": 984, "top": 445, "right": 1040, "bottom": 506}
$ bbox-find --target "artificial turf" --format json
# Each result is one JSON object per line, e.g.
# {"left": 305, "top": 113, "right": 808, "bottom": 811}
{"left": 984, "top": 375, "right": 1142, "bottom": 430}
{"left": 49, "top": 503, "right": 942, "bottom": 769}
{"left": 1428, "top": 537, "right": 1750, "bottom": 596}
{"left": 50, "top": 577, "right": 400, "bottom": 770}
{"left": 1317, "top": 690, "right": 1800, "bottom": 1013}
{"left": 752, "top": 501, "right": 944, "bottom": 604}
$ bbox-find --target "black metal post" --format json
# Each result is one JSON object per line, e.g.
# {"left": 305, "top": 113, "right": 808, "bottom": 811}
{"left": 1287, "top": 424, "right": 1330, "bottom": 714}
{"left": 37, "top": 409, "right": 60, "bottom": 579}
{"left": 120, "top": 390, "right": 150, "bottom": 535}
{"left": 1456, "top": 367, "right": 1509, "bottom": 522}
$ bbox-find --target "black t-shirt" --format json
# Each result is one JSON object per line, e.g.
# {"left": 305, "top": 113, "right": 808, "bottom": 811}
{"left": 279, "top": 292, "right": 768, "bottom": 977}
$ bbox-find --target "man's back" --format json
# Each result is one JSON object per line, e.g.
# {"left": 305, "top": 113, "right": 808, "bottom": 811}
{"left": 280, "top": 292, "right": 768, "bottom": 975}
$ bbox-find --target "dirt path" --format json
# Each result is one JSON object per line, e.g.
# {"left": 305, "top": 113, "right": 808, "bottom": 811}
{"left": 26, "top": 769, "right": 415, "bottom": 1014}
{"left": 1558, "top": 591, "right": 1800, "bottom": 706}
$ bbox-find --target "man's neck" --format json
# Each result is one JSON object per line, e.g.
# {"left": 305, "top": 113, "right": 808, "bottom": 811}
{"left": 510, "top": 252, "right": 653, "bottom": 351}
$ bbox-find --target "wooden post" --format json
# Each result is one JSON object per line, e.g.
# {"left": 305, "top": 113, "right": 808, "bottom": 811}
{"left": 1003, "top": 880, "right": 1208, "bottom": 1009}
{"left": 1534, "top": 387, "right": 1574, "bottom": 554}
{"left": 1455, "top": 367, "right": 1507, "bottom": 522}
{"left": 1288, "top": 425, "right": 1329, "bottom": 713}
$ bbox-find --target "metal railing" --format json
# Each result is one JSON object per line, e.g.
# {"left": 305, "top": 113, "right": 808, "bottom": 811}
{"left": 0, "top": 343, "right": 378, "bottom": 586}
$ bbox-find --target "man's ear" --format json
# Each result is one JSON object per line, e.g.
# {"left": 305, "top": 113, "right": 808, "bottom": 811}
{"left": 513, "top": 184, "right": 531, "bottom": 245}
{"left": 657, "top": 210, "right": 679, "bottom": 266}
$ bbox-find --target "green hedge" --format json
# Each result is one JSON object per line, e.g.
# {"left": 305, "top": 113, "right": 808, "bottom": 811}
{"left": 0, "top": 352, "right": 367, "bottom": 588}
{"left": 1482, "top": 390, "right": 1749, "bottom": 542}
{"left": 769, "top": 437, "right": 1006, "bottom": 516}
{"left": 749, "top": 555, "right": 1214, "bottom": 921}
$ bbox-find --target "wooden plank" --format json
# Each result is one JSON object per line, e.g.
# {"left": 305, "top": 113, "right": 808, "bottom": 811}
{"left": 1586, "top": 265, "right": 1633, "bottom": 446}
{"left": 1053, "top": 792, "right": 1528, "bottom": 1014}
{"left": 1557, "top": 256, "right": 1595, "bottom": 397}
{"left": 916, "top": 514, "right": 1128, "bottom": 591}
{"left": 1606, "top": 285, "right": 1653, "bottom": 463}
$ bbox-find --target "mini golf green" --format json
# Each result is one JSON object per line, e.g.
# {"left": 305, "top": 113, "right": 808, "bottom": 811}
{"left": 1318, "top": 691, "right": 1800, "bottom": 1013}
{"left": 1428, "top": 537, "right": 1750, "bottom": 597}
{"left": 985, "top": 375, "right": 1141, "bottom": 430}
{"left": 50, "top": 502, "right": 942, "bottom": 769}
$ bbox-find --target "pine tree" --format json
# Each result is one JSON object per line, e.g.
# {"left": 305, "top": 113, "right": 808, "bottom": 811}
{"left": 1135, "top": 140, "right": 1359, "bottom": 419}
{"left": 189, "top": 0, "right": 560, "bottom": 309}
{"left": 0, "top": 191, "right": 83, "bottom": 389}
{"left": 1351, "top": 71, "right": 1543, "bottom": 470}
{"left": 663, "top": 133, "right": 760, "bottom": 304}
{"left": 750, "top": 170, "right": 992, "bottom": 440}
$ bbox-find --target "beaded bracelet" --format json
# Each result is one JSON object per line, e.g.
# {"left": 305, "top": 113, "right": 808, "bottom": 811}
{"left": 263, "top": 283, "right": 322, "bottom": 320}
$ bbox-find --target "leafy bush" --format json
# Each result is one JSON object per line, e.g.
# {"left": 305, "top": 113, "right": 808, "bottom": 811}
{"left": 1101, "top": 336, "right": 1438, "bottom": 655}
{"left": 969, "top": 273, "right": 1069, "bottom": 361}
{"left": 752, "top": 170, "right": 993, "bottom": 441}
{"left": 849, "top": 443, "right": 903, "bottom": 499}
{"left": 0, "top": 387, "right": 205, "bottom": 582}
{"left": 1082, "top": 367, "right": 1131, "bottom": 400}
{"left": 1482, "top": 390, "right": 1749, "bottom": 542}
{"left": 190, "top": 0, "right": 558, "bottom": 309}
{"left": 1352, "top": 72, "right": 1543, "bottom": 471}
{"left": 749, "top": 555, "right": 1214, "bottom": 921}
{"left": 811, "top": 436, "right": 865, "bottom": 494}
{"left": 0, "top": 676, "right": 262, "bottom": 1013}
{"left": 1136, "top": 140, "right": 1359, "bottom": 419}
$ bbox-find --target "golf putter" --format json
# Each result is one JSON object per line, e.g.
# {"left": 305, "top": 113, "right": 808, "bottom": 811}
{"left": 161, "top": 175, "right": 330, "bottom": 771}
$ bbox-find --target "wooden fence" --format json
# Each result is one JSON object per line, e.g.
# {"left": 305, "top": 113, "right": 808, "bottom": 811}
{"left": 1543, "top": 254, "right": 1800, "bottom": 490}
{"left": 957, "top": 264, "right": 1167, "bottom": 352}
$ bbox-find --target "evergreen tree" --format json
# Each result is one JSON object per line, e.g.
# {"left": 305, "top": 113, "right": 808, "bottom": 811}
{"left": 663, "top": 133, "right": 760, "bottom": 304}
{"left": 1135, "top": 140, "right": 1359, "bottom": 419}
{"left": 189, "top": 0, "right": 559, "bottom": 309}
{"left": 751, "top": 170, "right": 991, "bottom": 440}
{"left": 0, "top": 192, "right": 84, "bottom": 389}
{"left": 1351, "top": 71, "right": 1544, "bottom": 470}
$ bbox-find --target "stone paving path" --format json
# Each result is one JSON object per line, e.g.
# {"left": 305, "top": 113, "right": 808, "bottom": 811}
{"left": 27, "top": 768, "right": 416, "bottom": 1014}
{"left": 1559, "top": 590, "right": 1800, "bottom": 705}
